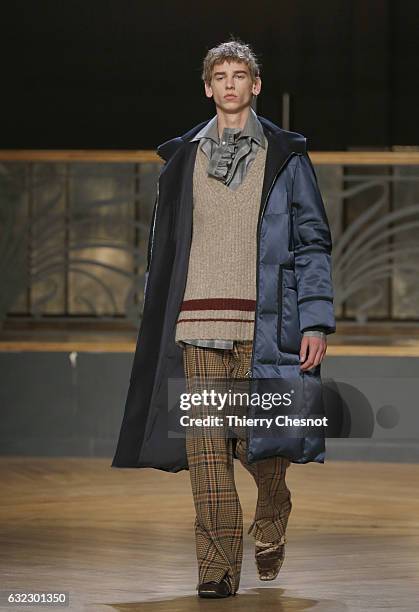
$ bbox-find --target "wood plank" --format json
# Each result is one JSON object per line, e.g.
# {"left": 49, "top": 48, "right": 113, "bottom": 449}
{"left": 0, "top": 339, "right": 418, "bottom": 356}
{"left": 0, "top": 149, "right": 419, "bottom": 164}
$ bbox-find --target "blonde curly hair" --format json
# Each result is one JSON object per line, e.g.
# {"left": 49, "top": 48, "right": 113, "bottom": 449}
{"left": 201, "top": 37, "right": 261, "bottom": 85}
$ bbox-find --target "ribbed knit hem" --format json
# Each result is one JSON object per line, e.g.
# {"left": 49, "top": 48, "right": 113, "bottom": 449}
{"left": 175, "top": 297, "right": 256, "bottom": 343}
{"left": 175, "top": 319, "right": 254, "bottom": 343}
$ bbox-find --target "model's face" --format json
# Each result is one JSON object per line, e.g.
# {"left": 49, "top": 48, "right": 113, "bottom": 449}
{"left": 205, "top": 60, "right": 261, "bottom": 113}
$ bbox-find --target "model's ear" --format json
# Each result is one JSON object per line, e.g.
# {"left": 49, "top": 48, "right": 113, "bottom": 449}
{"left": 204, "top": 82, "right": 213, "bottom": 99}
{"left": 252, "top": 77, "right": 262, "bottom": 96}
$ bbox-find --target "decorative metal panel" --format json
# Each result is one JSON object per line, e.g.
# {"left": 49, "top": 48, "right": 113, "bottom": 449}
{"left": 1, "top": 158, "right": 418, "bottom": 328}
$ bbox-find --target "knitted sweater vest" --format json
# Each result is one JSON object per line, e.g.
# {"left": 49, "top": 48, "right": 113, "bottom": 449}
{"left": 175, "top": 140, "right": 267, "bottom": 344}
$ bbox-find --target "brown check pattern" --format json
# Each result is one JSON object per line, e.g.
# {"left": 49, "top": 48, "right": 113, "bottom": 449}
{"left": 183, "top": 340, "right": 292, "bottom": 594}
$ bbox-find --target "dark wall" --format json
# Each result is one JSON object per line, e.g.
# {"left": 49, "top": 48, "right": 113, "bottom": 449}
{"left": 1, "top": 350, "right": 418, "bottom": 462}
{"left": 1, "top": 0, "right": 418, "bottom": 150}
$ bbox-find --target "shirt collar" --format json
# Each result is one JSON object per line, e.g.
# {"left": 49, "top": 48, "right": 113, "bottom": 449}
{"left": 191, "top": 107, "right": 266, "bottom": 148}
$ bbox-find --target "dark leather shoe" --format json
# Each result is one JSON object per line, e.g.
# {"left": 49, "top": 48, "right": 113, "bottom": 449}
{"left": 198, "top": 576, "right": 232, "bottom": 598}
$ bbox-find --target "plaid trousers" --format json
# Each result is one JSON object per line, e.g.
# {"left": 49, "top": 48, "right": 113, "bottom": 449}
{"left": 183, "top": 340, "right": 292, "bottom": 594}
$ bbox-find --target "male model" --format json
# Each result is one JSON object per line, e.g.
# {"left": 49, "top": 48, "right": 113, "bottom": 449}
{"left": 112, "top": 39, "right": 336, "bottom": 599}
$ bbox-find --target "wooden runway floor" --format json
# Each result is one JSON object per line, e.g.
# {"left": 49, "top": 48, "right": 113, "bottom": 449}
{"left": 0, "top": 458, "right": 418, "bottom": 611}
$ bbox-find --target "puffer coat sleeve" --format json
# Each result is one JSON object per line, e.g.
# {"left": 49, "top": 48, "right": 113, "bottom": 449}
{"left": 291, "top": 152, "right": 336, "bottom": 335}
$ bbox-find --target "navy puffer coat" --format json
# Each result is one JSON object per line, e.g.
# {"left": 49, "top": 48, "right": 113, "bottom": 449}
{"left": 112, "top": 115, "right": 336, "bottom": 471}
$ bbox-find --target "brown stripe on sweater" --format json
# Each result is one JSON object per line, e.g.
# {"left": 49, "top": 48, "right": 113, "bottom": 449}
{"left": 180, "top": 298, "right": 256, "bottom": 311}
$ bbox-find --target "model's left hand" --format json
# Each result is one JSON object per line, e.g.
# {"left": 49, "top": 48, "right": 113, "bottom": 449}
{"left": 299, "top": 335, "right": 327, "bottom": 371}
